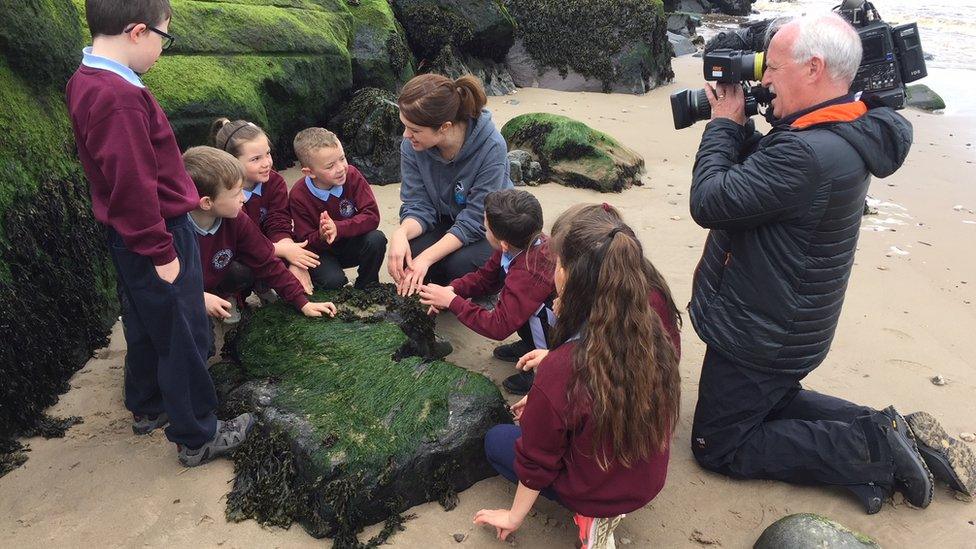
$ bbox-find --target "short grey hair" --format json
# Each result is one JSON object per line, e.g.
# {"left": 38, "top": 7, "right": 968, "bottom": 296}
{"left": 766, "top": 13, "right": 863, "bottom": 85}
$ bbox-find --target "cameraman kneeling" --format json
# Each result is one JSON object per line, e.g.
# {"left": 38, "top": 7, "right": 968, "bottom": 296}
{"left": 688, "top": 12, "right": 973, "bottom": 513}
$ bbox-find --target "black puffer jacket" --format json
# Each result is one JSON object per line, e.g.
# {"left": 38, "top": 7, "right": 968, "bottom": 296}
{"left": 689, "top": 101, "right": 912, "bottom": 374}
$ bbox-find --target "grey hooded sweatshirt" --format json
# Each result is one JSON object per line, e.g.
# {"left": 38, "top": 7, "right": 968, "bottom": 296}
{"left": 399, "top": 109, "right": 513, "bottom": 245}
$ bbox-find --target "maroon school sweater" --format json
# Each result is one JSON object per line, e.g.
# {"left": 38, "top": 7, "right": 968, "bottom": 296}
{"left": 448, "top": 239, "right": 555, "bottom": 341}
{"left": 197, "top": 214, "right": 308, "bottom": 310}
{"left": 243, "top": 170, "right": 292, "bottom": 243}
{"left": 514, "top": 341, "right": 672, "bottom": 518}
{"left": 66, "top": 65, "right": 198, "bottom": 266}
{"left": 289, "top": 165, "right": 380, "bottom": 254}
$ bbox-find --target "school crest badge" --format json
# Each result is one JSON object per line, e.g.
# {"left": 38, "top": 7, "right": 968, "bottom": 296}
{"left": 338, "top": 199, "right": 357, "bottom": 218}
{"left": 212, "top": 248, "right": 234, "bottom": 270}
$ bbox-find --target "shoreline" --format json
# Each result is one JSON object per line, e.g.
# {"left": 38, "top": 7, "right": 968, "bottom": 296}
{"left": 1, "top": 56, "right": 974, "bottom": 548}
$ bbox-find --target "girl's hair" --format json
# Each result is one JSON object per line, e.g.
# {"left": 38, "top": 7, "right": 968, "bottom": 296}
{"left": 551, "top": 203, "right": 682, "bottom": 330}
{"left": 397, "top": 73, "right": 487, "bottom": 128}
{"left": 209, "top": 118, "right": 268, "bottom": 158}
{"left": 550, "top": 207, "right": 681, "bottom": 468}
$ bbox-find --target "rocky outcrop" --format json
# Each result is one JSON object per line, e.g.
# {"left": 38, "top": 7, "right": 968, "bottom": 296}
{"left": 906, "top": 84, "right": 946, "bottom": 112}
{"left": 754, "top": 514, "right": 881, "bottom": 549}
{"left": 506, "top": 0, "right": 674, "bottom": 94}
{"left": 219, "top": 285, "right": 510, "bottom": 542}
{"left": 329, "top": 88, "right": 404, "bottom": 185}
{"left": 0, "top": 0, "right": 117, "bottom": 475}
{"left": 501, "top": 113, "right": 645, "bottom": 192}
{"left": 665, "top": 0, "right": 753, "bottom": 16}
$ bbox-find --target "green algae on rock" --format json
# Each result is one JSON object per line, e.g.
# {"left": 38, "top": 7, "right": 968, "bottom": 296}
{"left": 754, "top": 513, "right": 881, "bottom": 549}
{"left": 501, "top": 113, "right": 645, "bottom": 192}
{"left": 218, "top": 285, "right": 510, "bottom": 540}
{"left": 329, "top": 88, "right": 404, "bottom": 184}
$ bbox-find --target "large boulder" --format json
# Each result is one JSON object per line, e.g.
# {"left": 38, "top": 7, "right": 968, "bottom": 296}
{"left": 505, "top": 0, "right": 674, "bottom": 94}
{"left": 329, "top": 88, "right": 404, "bottom": 184}
{"left": 704, "top": 18, "right": 773, "bottom": 53}
{"left": 219, "top": 285, "right": 510, "bottom": 542}
{"left": 906, "top": 84, "right": 946, "bottom": 112}
{"left": 501, "top": 113, "right": 645, "bottom": 193}
{"left": 0, "top": 0, "right": 117, "bottom": 475}
{"left": 664, "top": 0, "right": 753, "bottom": 15}
{"left": 754, "top": 514, "right": 881, "bottom": 549}
{"left": 70, "top": 0, "right": 414, "bottom": 166}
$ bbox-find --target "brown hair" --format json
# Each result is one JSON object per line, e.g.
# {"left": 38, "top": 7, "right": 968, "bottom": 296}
{"left": 86, "top": 0, "right": 172, "bottom": 38}
{"left": 552, "top": 203, "right": 682, "bottom": 330}
{"left": 182, "top": 146, "right": 244, "bottom": 199}
{"left": 397, "top": 74, "right": 487, "bottom": 128}
{"left": 550, "top": 209, "right": 681, "bottom": 468}
{"left": 209, "top": 118, "right": 268, "bottom": 158}
{"left": 293, "top": 127, "right": 340, "bottom": 167}
{"left": 484, "top": 189, "right": 544, "bottom": 250}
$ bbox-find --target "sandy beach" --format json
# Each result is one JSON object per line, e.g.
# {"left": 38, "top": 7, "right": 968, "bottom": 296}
{"left": 2, "top": 56, "right": 974, "bottom": 548}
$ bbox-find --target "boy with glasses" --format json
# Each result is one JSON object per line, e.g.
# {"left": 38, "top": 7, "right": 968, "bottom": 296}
{"left": 65, "top": 0, "right": 254, "bottom": 467}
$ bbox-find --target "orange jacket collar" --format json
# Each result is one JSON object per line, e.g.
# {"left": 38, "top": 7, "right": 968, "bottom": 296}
{"left": 791, "top": 101, "right": 869, "bottom": 130}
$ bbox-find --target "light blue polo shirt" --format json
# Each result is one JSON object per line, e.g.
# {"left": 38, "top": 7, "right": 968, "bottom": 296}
{"left": 81, "top": 47, "right": 144, "bottom": 88}
{"left": 243, "top": 183, "right": 263, "bottom": 202}
{"left": 304, "top": 176, "right": 343, "bottom": 201}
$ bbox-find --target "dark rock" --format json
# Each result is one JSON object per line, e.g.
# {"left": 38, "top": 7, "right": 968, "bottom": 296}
{"left": 426, "top": 45, "right": 516, "bottom": 96}
{"left": 393, "top": 0, "right": 516, "bottom": 65}
{"left": 669, "top": 31, "right": 699, "bottom": 57}
{"left": 510, "top": 160, "right": 524, "bottom": 186}
{"left": 506, "top": 0, "right": 674, "bottom": 94}
{"left": 502, "top": 114, "right": 645, "bottom": 192}
{"left": 454, "top": 532, "right": 466, "bottom": 542}
{"left": 507, "top": 150, "right": 544, "bottom": 187}
{"left": 754, "top": 514, "right": 881, "bottom": 549}
{"left": 906, "top": 84, "right": 946, "bottom": 112}
{"left": 667, "top": 12, "right": 702, "bottom": 36}
{"left": 709, "top": 0, "right": 753, "bottom": 16}
{"left": 219, "top": 285, "right": 510, "bottom": 541}
{"left": 665, "top": 0, "right": 711, "bottom": 13}
{"left": 329, "top": 88, "right": 404, "bottom": 185}
{"left": 705, "top": 18, "right": 773, "bottom": 53}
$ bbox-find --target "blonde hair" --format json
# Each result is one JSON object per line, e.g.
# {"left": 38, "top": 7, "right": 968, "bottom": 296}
{"left": 293, "top": 127, "right": 340, "bottom": 167}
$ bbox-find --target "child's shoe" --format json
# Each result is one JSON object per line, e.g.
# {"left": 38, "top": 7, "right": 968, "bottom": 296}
{"left": 132, "top": 413, "right": 169, "bottom": 435}
{"left": 574, "top": 513, "right": 624, "bottom": 549}
{"left": 492, "top": 339, "right": 534, "bottom": 363}
{"left": 177, "top": 413, "right": 255, "bottom": 467}
{"left": 502, "top": 370, "right": 535, "bottom": 396}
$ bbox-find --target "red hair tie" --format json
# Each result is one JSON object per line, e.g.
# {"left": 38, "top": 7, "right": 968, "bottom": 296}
{"left": 602, "top": 202, "right": 611, "bottom": 212}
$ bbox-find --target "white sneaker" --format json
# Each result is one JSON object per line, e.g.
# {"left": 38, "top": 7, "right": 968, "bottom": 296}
{"left": 574, "top": 513, "right": 624, "bottom": 549}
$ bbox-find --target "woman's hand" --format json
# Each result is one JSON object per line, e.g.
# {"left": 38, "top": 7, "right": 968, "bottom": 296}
{"left": 398, "top": 255, "right": 431, "bottom": 297}
{"left": 387, "top": 229, "right": 413, "bottom": 284}
{"left": 516, "top": 349, "right": 549, "bottom": 372}
{"left": 204, "top": 292, "right": 232, "bottom": 319}
{"left": 418, "top": 284, "right": 456, "bottom": 309}
{"left": 473, "top": 509, "right": 522, "bottom": 541}
{"left": 509, "top": 396, "right": 528, "bottom": 422}
{"left": 276, "top": 239, "right": 320, "bottom": 269}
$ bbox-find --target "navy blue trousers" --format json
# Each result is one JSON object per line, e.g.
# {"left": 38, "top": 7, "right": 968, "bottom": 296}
{"left": 311, "top": 229, "right": 388, "bottom": 290}
{"left": 409, "top": 218, "right": 492, "bottom": 285}
{"left": 485, "top": 424, "right": 561, "bottom": 503}
{"left": 108, "top": 215, "right": 217, "bottom": 449}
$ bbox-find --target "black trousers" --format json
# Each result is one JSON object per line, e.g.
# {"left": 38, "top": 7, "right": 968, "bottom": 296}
{"left": 691, "top": 347, "right": 893, "bottom": 487}
{"left": 108, "top": 216, "right": 217, "bottom": 449}
{"left": 408, "top": 218, "right": 492, "bottom": 285}
{"left": 311, "top": 230, "right": 387, "bottom": 290}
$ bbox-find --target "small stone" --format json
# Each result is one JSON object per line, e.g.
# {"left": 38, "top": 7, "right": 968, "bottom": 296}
{"left": 954, "top": 205, "right": 965, "bottom": 211}
{"left": 173, "top": 498, "right": 180, "bottom": 504}
{"left": 620, "top": 537, "right": 633, "bottom": 545}
{"left": 876, "top": 266, "right": 888, "bottom": 271}
{"left": 504, "top": 99, "right": 520, "bottom": 105}
{"left": 930, "top": 375, "right": 947, "bottom": 386}
{"left": 453, "top": 533, "right": 466, "bottom": 542}
{"left": 670, "top": 215, "right": 682, "bottom": 221}
{"left": 960, "top": 432, "right": 975, "bottom": 443}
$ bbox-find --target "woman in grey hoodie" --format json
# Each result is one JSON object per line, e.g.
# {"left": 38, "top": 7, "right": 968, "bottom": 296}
{"left": 390, "top": 74, "right": 513, "bottom": 296}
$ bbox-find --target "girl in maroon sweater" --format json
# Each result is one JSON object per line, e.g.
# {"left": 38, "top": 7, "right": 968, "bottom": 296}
{"left": 210, "top": 118, "right": 320, "bottom": 295}
{"left": 474, "top": 205, "right": 681, "bottom": 549}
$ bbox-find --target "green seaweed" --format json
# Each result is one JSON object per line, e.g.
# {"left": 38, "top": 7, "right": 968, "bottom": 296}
{"left": 0, "top": 0, "right": 84, "bottom": 88}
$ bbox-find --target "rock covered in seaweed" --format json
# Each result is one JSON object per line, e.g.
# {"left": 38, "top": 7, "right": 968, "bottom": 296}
{"left": 754, "top": 514, "right": 881, "bottom": 549}
{"left": 217, "top": 284, "right": 509, "bottom": 541}
{"left": 329, "top": 88, "right": 404, "bottom": 185}
{"left": 501, "top": 113, "right": 645, "bottom": 192}
{"left": 505, "top": 0, "right": 674, "bottom": 94}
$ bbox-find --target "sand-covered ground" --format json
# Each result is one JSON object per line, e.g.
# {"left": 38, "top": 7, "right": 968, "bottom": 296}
{"left": 2, "top": 56, "right": 974, "bottom": 548}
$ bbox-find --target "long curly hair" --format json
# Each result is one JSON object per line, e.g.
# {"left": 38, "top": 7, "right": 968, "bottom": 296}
{"left": 550, "top": 207, "right": 681, "bottom": 468}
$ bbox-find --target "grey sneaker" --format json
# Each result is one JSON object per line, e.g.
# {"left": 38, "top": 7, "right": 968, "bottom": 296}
{"left": 132, "top": 413, "right": 169, "bottom": 435}
{"left": 177, "top": 413, "right": 255, "bottom": 467}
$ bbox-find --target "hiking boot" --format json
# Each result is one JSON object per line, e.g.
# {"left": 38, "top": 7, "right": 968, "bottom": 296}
{"left": 132, "top": 413, "right": 169, "bottom": 435}
{"left": 502, "top": 370, "right": 535, "bottom": 396}
{"left": 177, "top": 413, "right": 255, "bottom": 467}
{"left": 493, "top": 339, "right": 535, "bottom": 363}
{"left": 905, "top": 410, "right": 976, "bottom": 497}
{"left": 846, "top": 483, "right": 890, "bottom": 515}
{"left": 574, "top": 513, "right": 624, "bottom": 549}
{"left": 877, "top": 406, "right": 934, "bottom": 508}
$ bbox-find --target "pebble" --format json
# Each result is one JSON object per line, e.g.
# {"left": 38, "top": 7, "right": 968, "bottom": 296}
{"left": 960, "top": 432, "right": 975, "bottom": 443}
{"left": 931, "top": 375, "right": 947, "bottom": 386}
{"left": 670, "top": 215, "right": 682, "bottom": 221}
{"left": 453, "top": 533, "right": 466, "bottom": 543}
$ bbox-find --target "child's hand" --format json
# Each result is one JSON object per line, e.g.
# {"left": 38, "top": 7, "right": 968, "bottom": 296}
{"left": 276, "top": 239, "right": 320, "bottom": 269}
{"left": 156, "top": 257, "right": 180, "bottom": 284}
{"left": 426, "top": 304, "right": 446, "bottom": 316}
{"left": 319, "top": 212, "right": 338, "bottom": 244}
{"left": 418, "top": 283, "right": 455, "bottom": 309}
{"left": 288, "top": 264, "right": 314, "bottom": 295}
{"left": 516, "top": 349, "right": 549, "bottom": 372}
{"left": 473, "top": 509, "right": 522, "bottom": 541}
{"left": 509, "top": 395, "right": 528, "bottom": 422}
{"left": 301, "top": 301, "right": 337, "bottom": 318}
{"left": 204, "top": 292, "right": 232, "bottom": 319}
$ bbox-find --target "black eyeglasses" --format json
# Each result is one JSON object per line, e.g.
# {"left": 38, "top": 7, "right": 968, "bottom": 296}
{"left": 124, "top": 24, "right": 175, "bottom": 51}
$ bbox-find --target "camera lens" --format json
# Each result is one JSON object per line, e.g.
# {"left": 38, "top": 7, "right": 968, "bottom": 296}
{"left": 670, "top": 88, "right": 710, "bottom": 130}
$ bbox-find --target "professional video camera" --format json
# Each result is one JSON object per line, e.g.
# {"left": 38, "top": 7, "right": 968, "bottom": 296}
{"left": 670, "top": 0, "right": 928, "bottom": 129}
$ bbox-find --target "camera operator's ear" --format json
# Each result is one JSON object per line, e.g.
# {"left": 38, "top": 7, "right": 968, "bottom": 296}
{"left": 808, "top": 56, "right": 828, "bottom": 80}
